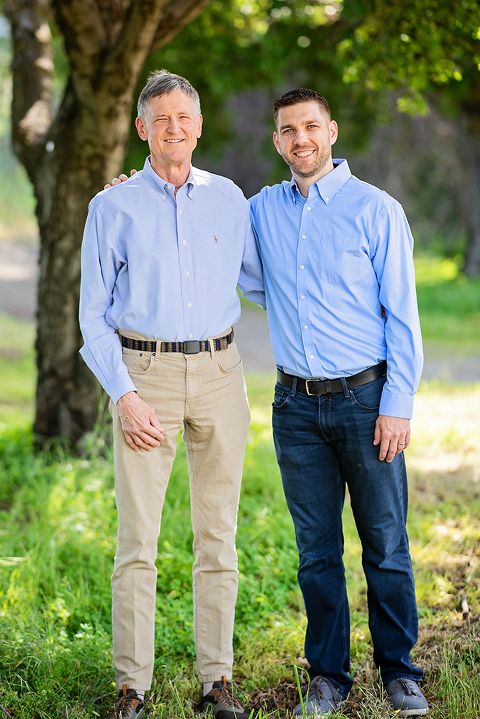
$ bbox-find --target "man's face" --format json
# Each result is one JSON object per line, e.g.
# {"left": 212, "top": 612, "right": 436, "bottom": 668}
{"left": 273, "top": 101, "right": 338, "bottom": 181}
{"left": 135, "top": 88, "right": 203, "bottom": 171}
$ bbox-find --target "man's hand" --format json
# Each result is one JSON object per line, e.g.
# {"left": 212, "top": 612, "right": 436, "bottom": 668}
{"left": 373, "top": 415, "right": 410, "bottom": 463}
{"left": 104, "top": 168, "right": 138, "bottom": 190}
{"left": 117, "top": 391, "right": 164, "bottom": 451}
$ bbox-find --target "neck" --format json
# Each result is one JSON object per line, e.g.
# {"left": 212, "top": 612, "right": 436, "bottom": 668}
{"left": 293, "top": 158, "right": 335, "bottom": 198}
{"left": 150, "top": 157, "right": 191, "bottom": 195}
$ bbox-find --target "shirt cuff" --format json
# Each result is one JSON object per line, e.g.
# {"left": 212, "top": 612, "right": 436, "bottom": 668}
{"left": 105, "top": 372, "right": 137, "bottom": 405}
{"left": 379, "top": 390, "right": 414, "bottom": 419}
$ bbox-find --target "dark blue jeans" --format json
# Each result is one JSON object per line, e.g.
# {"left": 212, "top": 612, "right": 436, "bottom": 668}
{"left": 272, "top": 375, "right": 423, "bottom": 697}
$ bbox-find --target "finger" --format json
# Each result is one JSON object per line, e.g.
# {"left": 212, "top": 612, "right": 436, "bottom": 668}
{"left": 133, "top": 432, "right": 161, "bottom": 449}
{"left": 124, "top": 431, "right": 139, "bottom": 451}
{"left": 378, "top": 437, "right": 390, "bottom": 461}
{"left": 130, "top": 169, "right": 138, "bottom": 176}
{"left": 385, "top": 442, "right": 397, "bottom": 463}
{"left": 373, "top": 419, "right": 382, "bottom": 447}
{"left": 149, "top": 413, "right": 165, "bottom": 435}
{"left": 112, "top": 177, "right": 121, "bottom": 185}
{"left": 119, "top": 173, "right": 128, "bottom": 181}
{"left": 104, "top": 183, "right": 111, "bottom": 190}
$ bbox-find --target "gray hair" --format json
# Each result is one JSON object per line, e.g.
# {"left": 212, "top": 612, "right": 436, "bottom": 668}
{"left": 137, "top": 70, "right": 201, "bottom": 118}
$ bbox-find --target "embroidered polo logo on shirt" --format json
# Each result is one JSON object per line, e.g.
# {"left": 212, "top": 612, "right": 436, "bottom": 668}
{"left": 214, "top": 235, "right": 218, "bottom": 243}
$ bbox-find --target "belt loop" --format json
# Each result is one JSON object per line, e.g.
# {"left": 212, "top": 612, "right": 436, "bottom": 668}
{"left": 340, "top": 377, "right": 349, "bottom": 398}
{"left": 156, "top": 339, "right": 161, "bottom": 356}
{"left": 291, "top": 376, "right": 297, "bottom": 397}
{"left": 208, "top": 337, "right": 216, "bottom": 360}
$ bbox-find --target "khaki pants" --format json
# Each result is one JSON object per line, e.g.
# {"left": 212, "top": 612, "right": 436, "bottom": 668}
{"left": 110, "top": 330, "right": 250, "bottom": 690}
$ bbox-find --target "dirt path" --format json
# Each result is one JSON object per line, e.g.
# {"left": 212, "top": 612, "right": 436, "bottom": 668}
{"left": 1, "top": 240, "right": 479, "bottom": 381}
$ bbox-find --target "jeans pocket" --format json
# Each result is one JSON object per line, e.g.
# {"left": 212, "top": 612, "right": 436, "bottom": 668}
{"left": 349, "top": 376, "right": 385, "bottom": 411}
{"left": 122, "top": 348, "right": 155, "bottom": 375}
{"left": 216, "top": 343, "right": 243, "bottom": 373}
{"left": 272, "top": 382, "right": 292, "bottom": 410}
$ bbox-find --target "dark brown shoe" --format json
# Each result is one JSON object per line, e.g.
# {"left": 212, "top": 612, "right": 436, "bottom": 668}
{"left": 108, "top": 685, "right": 145, "bottom": 719}
{"left": 197, "top": 676, "right": 253, "bottom": 718}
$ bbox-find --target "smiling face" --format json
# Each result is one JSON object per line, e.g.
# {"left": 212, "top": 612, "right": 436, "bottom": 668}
{"left": 135, "top": 88, "right": 203, "bottom": 178}
{"left": 273, "top": 100, "right": 338, "bottom": 184}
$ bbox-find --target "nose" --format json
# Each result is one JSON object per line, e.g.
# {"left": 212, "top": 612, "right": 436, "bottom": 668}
{"left": 168, "top": 116, "right": 180, "bottom": 133}
{"left": 295, "top": 127, "right": 309, "bottom": 145}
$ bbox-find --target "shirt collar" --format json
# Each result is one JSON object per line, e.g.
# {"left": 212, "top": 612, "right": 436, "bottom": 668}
{"left": 143, "top": 156, "right": 196, "bottom": 198}
{"left": 288, "top": 159, "right": 351, "bottom": 205}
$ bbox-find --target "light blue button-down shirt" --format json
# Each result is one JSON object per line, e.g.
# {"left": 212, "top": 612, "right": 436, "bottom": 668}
{"left": 249, "top": 159, "right": 423, "bottom": 419}
{"left": 80, "top": 157, "right": 264, "bottom": 404}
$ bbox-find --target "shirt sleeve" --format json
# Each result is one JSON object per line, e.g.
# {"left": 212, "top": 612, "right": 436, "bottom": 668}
{"left": 237, "top": 213, "right": 266, "bottom": 309}
{"left": 79, "top": 199, "right": 137, "bottom": 404}
{"left": 371, "top": 201, "right": 423, "bottom": 419}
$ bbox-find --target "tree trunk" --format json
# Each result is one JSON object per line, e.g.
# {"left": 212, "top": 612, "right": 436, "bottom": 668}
{"left": 33, "top": 81, "right": 133, "bottom": 443}
{"left": 460, "top": 83, "right": 480, "bottom": 277}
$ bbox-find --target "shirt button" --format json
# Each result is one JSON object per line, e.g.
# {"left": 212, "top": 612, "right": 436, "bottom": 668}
{"left": 307, "top": 206, "right": 311, "bottom": 211}
{"left": 304, "top": 325, "right": 308, "bottom": 329}
{"left": 300, "top": 295, "right": 305, "bottom": 300}
{"left": 300, "top": 265, "right": 304, "bottom": 270}
{"left": 188, "top": 333, "right": 193, "bottom": 339}
{"left": 161, "top": 195, "right": 165, "bottom": 200}
{"left": 183, "top": 240, "right": 187, "bottom": 245}
{"left": 179, "top": 210, "right": 183, "bottom": 215}
{"left": 302, "top": 235, "right": 306, "bottom": 239}
{"left": 188, "top": 302, "right": 192, "bottom": 308}
{"left": 185, "top": 271, "right": 189, "bottom": 276}
{"left": 325, "top": 196, "right": 329, "bottom": 201}
{"left": 310, "top": 354, "right": 314, "bottom": 359}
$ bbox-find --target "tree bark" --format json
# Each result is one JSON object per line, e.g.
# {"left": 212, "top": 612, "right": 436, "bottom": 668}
{"left": 5, "top": 0, "right": 212, "bottom": 446}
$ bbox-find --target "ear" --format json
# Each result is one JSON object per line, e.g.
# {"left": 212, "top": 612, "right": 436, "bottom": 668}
{"left": 196, "top": 114, "right": 203, "bottom": 139}
{"left": 136, "top": 116, "right": 148, "bottom": 141}
{"left": 330, "top": 120, "right": 338, "bottom": 146}
{"left": 273, "top": 131, "right": 282, "bottom": 156}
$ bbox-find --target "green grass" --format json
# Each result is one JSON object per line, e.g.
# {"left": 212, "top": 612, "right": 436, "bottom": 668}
{"left": 0, "top": 258, "right": 480, "bottom": 717}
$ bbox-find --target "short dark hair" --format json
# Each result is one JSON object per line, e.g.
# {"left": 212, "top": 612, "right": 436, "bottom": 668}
{"left": 137, "top": 70, "right": 201, "bottom": 118}
{"left": 273, "top": 88, "right": 331, "bottom": 124}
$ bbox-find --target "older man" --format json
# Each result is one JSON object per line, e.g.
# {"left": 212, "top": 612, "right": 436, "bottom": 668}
{"left": 80, "top": 71, "right": 263, "bottom": 719}
{"left": 249, "top": 88, "right": 428, "bottom": 717}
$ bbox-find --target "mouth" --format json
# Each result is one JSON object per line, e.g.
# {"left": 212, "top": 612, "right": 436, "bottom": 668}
{"left": 165, "top": 139, "right": 184, "bottom": 144}
{"left": 294, "top": 149, "right": 315, "bottom": 158}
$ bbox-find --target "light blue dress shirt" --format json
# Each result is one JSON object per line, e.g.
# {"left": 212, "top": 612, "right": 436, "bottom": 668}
{"left": 80, "top": 157, "right": 264, "bottom": 404}
{"left": 249, "top": 159, "right": 423, "bottom": 419}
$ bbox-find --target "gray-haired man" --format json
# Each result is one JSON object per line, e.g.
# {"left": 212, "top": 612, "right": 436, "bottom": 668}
{"left": 80, "top": 71, "right": 263, "bottom": 719}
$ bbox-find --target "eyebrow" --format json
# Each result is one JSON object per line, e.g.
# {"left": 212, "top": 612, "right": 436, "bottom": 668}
{"left": 279, "top": 118, "right": 321, "bottom": 132}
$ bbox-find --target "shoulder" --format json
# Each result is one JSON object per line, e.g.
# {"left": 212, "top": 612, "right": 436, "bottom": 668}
{"left": 191, "top": 167, "right": 249, "bottom": 208}
{"left": 347, "top": 174, "right": 404, "bottom": 215}
{"left": 88, "top": 171, "right": 147, "bottom": 213}
{"left": 249, "top": 180, "right": 291, "bottom": 211}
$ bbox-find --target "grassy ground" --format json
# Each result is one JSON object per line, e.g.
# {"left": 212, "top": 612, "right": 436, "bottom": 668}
{"left": 0, "top": 260, "right": 479, "bottom": 718}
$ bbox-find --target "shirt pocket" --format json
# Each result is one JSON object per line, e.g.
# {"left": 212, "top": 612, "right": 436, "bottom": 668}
{"left": 315, "top": 235, "right": 364, "bottom": 286}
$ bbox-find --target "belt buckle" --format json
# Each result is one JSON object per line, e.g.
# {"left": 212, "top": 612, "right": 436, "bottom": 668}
{"left": 184, "top": 340, "right": 201, "bottom": 354}
{"left": 305, "top": 379, "right": 317, "bottom": 396}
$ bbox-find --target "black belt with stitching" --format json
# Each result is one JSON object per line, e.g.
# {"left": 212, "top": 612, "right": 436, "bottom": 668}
{"left": 278, "top": 360, "right": 387, "bottom": 397}
{"left": 120, "top": 330, "right": 234, "bottom": 355}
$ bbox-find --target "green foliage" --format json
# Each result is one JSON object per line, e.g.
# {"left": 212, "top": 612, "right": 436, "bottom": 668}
{"left": 338, "top": 0, "right": 480, "bottom": 114}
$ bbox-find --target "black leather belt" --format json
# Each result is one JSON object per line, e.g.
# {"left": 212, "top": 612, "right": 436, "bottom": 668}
{"left": 120, "top": 330, "right": 234, "bottom": 354}
{"left": 278, "top": 361, "right": 387, "bottom": 397}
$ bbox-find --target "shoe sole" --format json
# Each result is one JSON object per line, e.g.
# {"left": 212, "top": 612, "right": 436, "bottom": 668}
{"left": 294, "top": 698, "right": 348, "bottom": 717}
{"left": 396, "top": 709, "right": 429, "bottom": 717}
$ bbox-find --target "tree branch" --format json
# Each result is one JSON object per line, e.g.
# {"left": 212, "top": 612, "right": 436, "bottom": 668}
{"left": 50, "top": 0, "right": 108, "bottom": 81}
{"left": 100, "top": 0, "right": 170, "bottom": 97}
{"left": 149, "top": 0, "right": 213, "bottom": 54}
{"left": 4, "top": 0, "right": 54, "bottom": 179}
